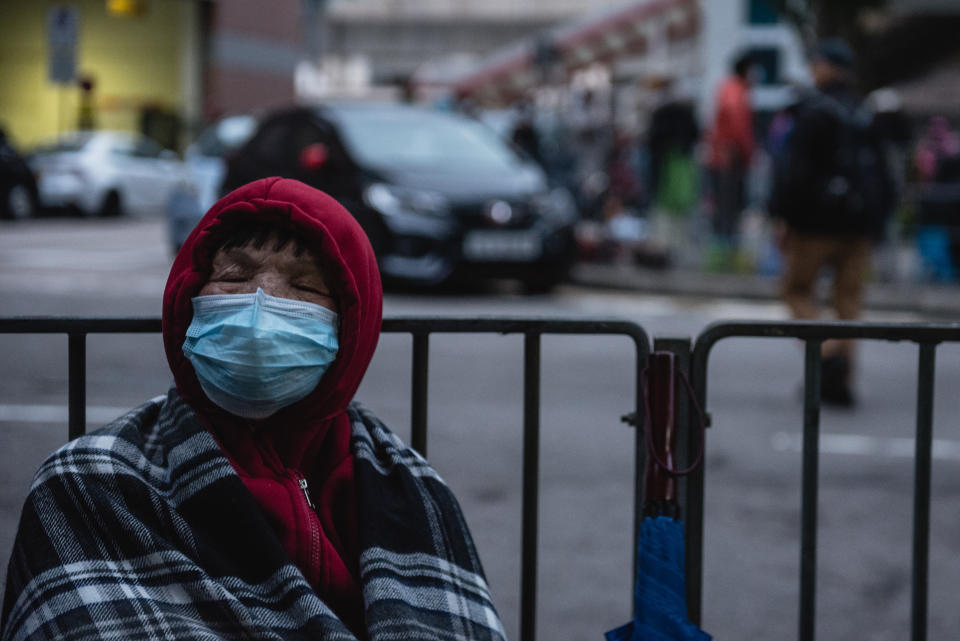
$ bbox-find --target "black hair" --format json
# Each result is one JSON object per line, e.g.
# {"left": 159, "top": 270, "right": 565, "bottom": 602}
{"left": 733, "top": 52, "right": 754, "bottom": 78}
{"left": 212, "top": 220, "right": 312, "bottom": 258}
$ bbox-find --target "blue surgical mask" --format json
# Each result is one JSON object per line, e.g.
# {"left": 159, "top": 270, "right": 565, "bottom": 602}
{"left": 182, "top": 288, "right": 339, "bottom": 419}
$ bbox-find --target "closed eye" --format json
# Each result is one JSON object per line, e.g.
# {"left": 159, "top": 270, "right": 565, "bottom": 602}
{"left": 295, "top": 284, "right": 330, "bottom": 296}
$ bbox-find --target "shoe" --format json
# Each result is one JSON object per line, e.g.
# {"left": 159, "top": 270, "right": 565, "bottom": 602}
{"left": 820, "top": 354, "right": 855, "bottom": 408}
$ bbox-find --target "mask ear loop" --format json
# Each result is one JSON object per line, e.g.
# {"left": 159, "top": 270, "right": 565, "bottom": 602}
{"left": 639, "top": 364, "right": 706, "bottom": 477}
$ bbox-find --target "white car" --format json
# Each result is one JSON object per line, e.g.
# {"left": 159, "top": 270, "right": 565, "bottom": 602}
{"left": 30, "top": 130, "right": 189, "bottom": 218}
{"left": 167, "top": 114, "right": 258, "bottom": 252}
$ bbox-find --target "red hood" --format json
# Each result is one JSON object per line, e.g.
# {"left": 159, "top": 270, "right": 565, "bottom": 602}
{"left": 162, "top": 176, "right": 382, "bottom": 463}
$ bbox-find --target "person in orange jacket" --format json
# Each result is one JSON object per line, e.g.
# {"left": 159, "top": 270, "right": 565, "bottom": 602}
{"left": 706, "top": 52, "right": 756, "bottom": 266}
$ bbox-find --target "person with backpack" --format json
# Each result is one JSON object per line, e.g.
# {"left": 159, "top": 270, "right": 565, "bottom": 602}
{"left": 770, "top": 39, "right": 896, "bottom": 407}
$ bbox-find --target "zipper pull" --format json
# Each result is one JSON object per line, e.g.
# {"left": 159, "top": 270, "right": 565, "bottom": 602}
{"left": 298, "top": 477, "right": 317, "bottom": 511}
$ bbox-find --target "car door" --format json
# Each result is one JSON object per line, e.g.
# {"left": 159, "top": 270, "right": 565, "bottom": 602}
{"left": 286, "top": 118, "right": 356, "bottom": 199}
{"left": 130, "top": 136, "right": 183, "bottom": 216}
{"left": 105, "top": 135, "right": 147, "bottom": 214}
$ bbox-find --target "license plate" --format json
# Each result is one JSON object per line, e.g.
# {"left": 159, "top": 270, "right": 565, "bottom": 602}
{"left": 463, "top": 230, "right": 542, "bottom": 261}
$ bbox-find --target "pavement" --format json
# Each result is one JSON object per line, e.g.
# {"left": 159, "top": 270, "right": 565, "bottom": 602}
{"left": 570, "top": 260, "right": 960, "bottom": 319}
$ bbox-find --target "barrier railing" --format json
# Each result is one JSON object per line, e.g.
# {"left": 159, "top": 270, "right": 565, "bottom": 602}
{"left": 0, "top": 315, "right": 651, "bottom": 641}
{"left": 686, "top": 319, "right": 960, "bottom": 641}
{"left": 4, "top": 315, "right": 957, "bottom": 641}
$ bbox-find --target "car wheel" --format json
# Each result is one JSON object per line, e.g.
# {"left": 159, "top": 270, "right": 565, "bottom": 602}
{"left": 5, "top": 183, "right": 35, "bottom": 220}
{"left": 98, "top": 191, "right": 122, "bottom": 218}
{"left": 523, "top": 264, "right": 570, "bottom": 294}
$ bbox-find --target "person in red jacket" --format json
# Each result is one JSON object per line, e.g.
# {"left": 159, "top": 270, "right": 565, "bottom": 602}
{"left": 706, "top": 52, "right": 756, "bottom": 268}
{"left": 3, "top": 177, "right": 506, "bottom": 641}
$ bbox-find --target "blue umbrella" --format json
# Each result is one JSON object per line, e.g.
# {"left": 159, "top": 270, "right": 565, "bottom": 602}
{"left": 606, "top": 353, "right": 710, "bottom": 641}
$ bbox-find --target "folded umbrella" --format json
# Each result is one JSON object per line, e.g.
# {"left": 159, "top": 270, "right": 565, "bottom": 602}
{"left": 606, "top": 352, "right": 710, "bottom": 641}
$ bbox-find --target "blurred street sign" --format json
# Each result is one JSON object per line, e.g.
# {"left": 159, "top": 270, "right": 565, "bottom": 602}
{"left": 47, "top": 5, "right": 79, "bottom": 84}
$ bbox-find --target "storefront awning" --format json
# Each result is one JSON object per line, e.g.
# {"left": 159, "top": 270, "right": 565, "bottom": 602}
{"left": 450, "top": 0, "right": 699, "bottom": 103}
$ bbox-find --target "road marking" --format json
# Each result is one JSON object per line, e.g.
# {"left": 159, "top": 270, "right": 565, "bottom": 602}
{"left": 771, "top": 431, "right": 960, "bottom": 462}
{"left": 0, "top": 404, "right": 132, "bottom": 425}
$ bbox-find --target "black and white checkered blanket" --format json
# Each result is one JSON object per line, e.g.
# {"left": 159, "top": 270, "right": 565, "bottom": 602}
{"left": 1, "top": 389, "right": 506, "bottom": 641}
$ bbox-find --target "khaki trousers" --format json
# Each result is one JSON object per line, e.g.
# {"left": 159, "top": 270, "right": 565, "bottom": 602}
{"left": 781, "top": 231, "right": 873, "bottom": 365}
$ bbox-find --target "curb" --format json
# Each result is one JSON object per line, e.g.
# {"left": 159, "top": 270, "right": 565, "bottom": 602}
{"left": 570, "top": 262, "right": 960, "bottom": 318}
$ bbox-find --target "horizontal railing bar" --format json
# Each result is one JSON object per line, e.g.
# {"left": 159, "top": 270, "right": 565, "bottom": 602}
{"left": 696, "top": 320, "right": 960, "bottom": 350}
{"left": 0, "top": 316, "right": 650, "bottom": 345}
{"left": 382, "top": 316, "right": 651, "bottom": 341}
{"left": 0, "top": 318, "right": 162, "bottom": 333}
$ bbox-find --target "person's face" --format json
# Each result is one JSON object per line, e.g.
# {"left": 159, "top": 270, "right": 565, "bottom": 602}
{"left": 811, "top": 59, "right": 843, "bottom": 87}
{"left": 199, "top": 236, "right": 338, "bottom": 312}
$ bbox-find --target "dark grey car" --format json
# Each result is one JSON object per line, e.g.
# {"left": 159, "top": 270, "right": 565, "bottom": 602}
{"left": 223, "top": 102, "right": 579, "bottom": 291}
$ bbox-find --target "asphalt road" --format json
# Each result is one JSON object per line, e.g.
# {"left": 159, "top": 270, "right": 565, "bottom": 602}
{"left": 2, "top": 217, "right": 959, "bottom": 640}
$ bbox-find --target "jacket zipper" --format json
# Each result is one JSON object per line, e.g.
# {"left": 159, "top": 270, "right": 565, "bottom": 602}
{"left": 298, "top": 476, "right": 317, "bottom": 511}
{"left": 295, "top": 472, "right": 324, "bottom": 588}
{"left": 247, "top": 431, "right": 324, "bottom": 588}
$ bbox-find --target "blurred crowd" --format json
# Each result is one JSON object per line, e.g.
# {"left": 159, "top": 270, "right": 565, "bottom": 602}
{"left": 474, "top": 50, "right": 960, "bottom": 285}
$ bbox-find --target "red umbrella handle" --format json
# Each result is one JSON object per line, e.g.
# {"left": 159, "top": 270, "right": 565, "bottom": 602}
{"left": 641, "top": 353, "right": 707, "bottom": 485}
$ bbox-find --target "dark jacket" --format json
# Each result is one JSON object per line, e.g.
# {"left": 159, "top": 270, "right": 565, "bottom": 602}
{"left": 770, "top": 83, "right": 894, "bottom": 238}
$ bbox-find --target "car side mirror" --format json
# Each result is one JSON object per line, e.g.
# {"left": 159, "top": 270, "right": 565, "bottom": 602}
{"left": 299, "top": 143, "right": 329, "bottom": 171}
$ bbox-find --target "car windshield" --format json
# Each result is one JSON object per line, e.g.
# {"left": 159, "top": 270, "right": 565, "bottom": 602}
{"left": 332, "top": 107, "right": 524, "bottom": 172}
{"left": 195, "top": 115, "right": 257, "bottom": 157}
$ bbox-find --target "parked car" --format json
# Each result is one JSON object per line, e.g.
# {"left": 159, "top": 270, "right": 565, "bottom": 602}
{"left": 167, "top": 114, "right": 258, "bottom": 252}
{"left": 185, "top": 114, "right": 258, "bottom": 211}
{"left": 0, "top": 130, "right": 38, "bottom": 220}
{"left": 29, "top": 131, "right": 189, "bottom": 218}
{"left": 222, "top": 103, "right": 579, "bottom": 290}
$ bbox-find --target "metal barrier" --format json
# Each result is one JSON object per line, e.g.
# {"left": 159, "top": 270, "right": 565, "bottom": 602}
{"left": 0, "top": 316, "right": 651, "bottom": 641}
{"left": 5, "top": 315, "right": 957, "bottom": 641}
{"left": 685, "top": 319, "right": 960, "bottom": 641}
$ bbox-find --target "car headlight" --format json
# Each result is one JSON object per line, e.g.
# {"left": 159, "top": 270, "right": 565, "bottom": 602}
{"left": 532, "top": 187, "right": 578, "bottom": 225}
{"left": 364, "top": 183, "right": 450, "bottom": 219}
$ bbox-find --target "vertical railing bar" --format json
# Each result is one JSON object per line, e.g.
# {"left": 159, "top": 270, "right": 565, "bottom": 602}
{"left": 688, "top": 342, "right": 710, "bottom": 625}
{"left": 411, "top": 332, "right": 430, "bottom": 457}
{"left": 520, "top": 333, "right": 541, "bottom": 641}
{"left": 632, "top": 346, "right": 647, "bottom": 613}
{"left": 675, "top": 341, "right": 701, "bottom": 625}
{"left": 799, "top": 340, "right": 822, "bottom": 641}
{"left": 67, "top": 332, "right": 87, "bottom": 441}
{"left": 911, "top": 342, "right": 936, "bottom": 641}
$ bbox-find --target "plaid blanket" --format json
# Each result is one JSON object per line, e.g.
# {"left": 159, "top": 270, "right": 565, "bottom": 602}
{"left": 1, "top": 389, "right": 506, "bottom": 641}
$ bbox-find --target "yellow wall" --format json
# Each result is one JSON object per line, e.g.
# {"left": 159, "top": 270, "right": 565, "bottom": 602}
{"left": 0, "top": 0, "right": 190, "bottom": 149}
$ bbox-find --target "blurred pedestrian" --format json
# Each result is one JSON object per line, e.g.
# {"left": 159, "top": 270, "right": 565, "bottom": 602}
{"left": 913, "top": 115, "right": 960, "bottom": 281}
{"left": 511, "top": 97, "right": 545, "bottom": 167}
{"left": 605, "top": 129, "right": 644, "bottom": 208}
{"left": 914, "top": 115, "right": 959, "bottom": 183}
{"left": 769, "top": 39, "right": 896, "bottom": 406}
{"left": 1, "top": 178, "right": 507, "bottom": 640}
{"left": 646, "top": 74, "right": 700, "bottom": 262}
{"left": 569, "top": 88, "right": 611, "bottom": 213}
{"left": 706, "top": 52, "right": 756, "bottom": 270}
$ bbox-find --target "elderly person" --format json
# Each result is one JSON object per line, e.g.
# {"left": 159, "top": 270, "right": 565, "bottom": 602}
{"left": 2, "top": 178, "right": 506, "bottom": 640}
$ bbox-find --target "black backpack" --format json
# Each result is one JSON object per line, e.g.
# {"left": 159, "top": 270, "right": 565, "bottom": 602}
{"left": 772, "top": 91, "right": 895, "bottom": 237}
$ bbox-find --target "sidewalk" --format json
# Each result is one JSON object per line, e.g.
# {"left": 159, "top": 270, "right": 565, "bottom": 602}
{"left": 570, "top": 261, "right": 960, "bottom": 318}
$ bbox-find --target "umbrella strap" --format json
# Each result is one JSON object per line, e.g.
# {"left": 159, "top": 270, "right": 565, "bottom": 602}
{"left": 640, "top": 364, "right": 706, "bottom": 477}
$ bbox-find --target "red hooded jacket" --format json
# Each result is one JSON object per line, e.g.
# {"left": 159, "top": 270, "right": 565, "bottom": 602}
{"left": 161, "top": 177, "right": 382, "bottom": 635}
